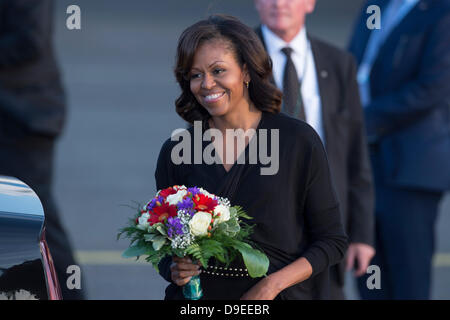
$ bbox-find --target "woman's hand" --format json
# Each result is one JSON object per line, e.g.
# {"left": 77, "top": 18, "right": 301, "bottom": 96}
{"left": 170, "top": 256, "right": 202, "bottom": 286}
{"left": 240, "top": 276, "right": 280, "bottom": 300}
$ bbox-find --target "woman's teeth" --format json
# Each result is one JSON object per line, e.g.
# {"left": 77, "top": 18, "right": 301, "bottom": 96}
{"left": 204, "top": 92, "right": 225, "bottom": 102}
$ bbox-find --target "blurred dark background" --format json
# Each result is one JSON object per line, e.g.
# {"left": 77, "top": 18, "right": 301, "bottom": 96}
{"left": 45, "top": 0, "right": 449, "bottom": 299}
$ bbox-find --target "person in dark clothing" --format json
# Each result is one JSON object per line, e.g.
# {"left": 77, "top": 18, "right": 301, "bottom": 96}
{"left": 155, "top": 14, "right": 348, "bottom": 300}
{"left": 348, "top": 0, "right": 450, "bottom": 299}
{"left": 0, "top": 0, "right": 84, "bottom": 299}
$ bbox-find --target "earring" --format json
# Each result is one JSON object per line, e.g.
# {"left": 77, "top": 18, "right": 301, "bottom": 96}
{"left": 245, "top": 81, "right": 249, "bottom": 89}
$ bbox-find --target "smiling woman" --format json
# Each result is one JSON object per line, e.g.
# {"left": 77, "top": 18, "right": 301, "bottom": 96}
{"left": 188, "top": 40, "right": 249, "bottom": 118}
{"left": 154, "top": 14, "right": 348, "bottom": 300}
{"left": 174, "top": 15, "right": 281, "bottom": 124}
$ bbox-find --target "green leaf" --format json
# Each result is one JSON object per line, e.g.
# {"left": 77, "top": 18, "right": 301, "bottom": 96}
{"left": 156, "top": 224, "right": 167, "bottom": 236}
{"left": 173, "top": 248, "right": 186, "bottom": 258}
{"left": 216, "top": 218, "right": 240, "bottom": 237}
{"left": 121, "top": 244, "right": 148, "bottom": 259}
{"left": 237, "top": 211, "right": 253, "bottom": 220}
{"left": 144, "top": 248, "right": 170, "bottom": 272}
{"left": 185, "top": 243, "right": 208, "bottom": 268}
{"left": 152, "top": 236, "right": 167, "bottom": 251}
{"left": 144, "top": 234, "right": 157, "bottom": 242}
{"left": 231, "top": 241, "right": 269, "bottom": 278}
{"left": 227, "top": 219, "right": 240, "bottom": 232}
{"left": 233, "top": 206, "right": 253, "bottom": 220}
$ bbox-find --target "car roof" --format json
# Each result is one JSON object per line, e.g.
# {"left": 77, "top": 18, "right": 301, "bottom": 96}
{"left": 0, "top": 176, "right": 44, "bottom": 218}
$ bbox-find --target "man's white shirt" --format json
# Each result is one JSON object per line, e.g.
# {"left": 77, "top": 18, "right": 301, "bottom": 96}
{"left": 261, "top": 24, "right": 325, "bottom": 144}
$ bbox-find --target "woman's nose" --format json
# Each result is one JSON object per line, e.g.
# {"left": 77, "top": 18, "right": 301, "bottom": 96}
{"left": 201, "top": 73, "right": 215, "bottom": 89}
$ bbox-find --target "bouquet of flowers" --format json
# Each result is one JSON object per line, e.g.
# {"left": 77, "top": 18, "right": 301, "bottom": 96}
{"left": 117, "top": 185, "right": 269, "bottom": 300}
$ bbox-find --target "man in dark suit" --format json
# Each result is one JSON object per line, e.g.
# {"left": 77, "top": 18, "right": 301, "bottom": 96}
{"left": 0, "top": 0, "right": 84, "bottom": 299}
{"left": 348, "top": 0, "right": 450, "bottom": 299}
{"left": 254, "top": 0, "right": 375, "bottom": 299}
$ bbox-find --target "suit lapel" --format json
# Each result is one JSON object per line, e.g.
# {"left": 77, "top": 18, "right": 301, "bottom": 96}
{"left": 255, "top": 25, "right": 277, "bottom": 87}
{"left": 309, "top": 35, "right": 334, "bottom": 152}
{"left": 255, "top": 25, "right": 265, "bottom": 48}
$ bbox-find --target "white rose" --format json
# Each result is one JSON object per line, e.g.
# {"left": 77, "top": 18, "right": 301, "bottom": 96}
{"left": 137, "top": 212, "right": 150, "bottom": 230}
{"left": 213, "top": 204, "right": 231, "bottom": 225}
{"left": 199, "top": 188, "right": 214, "bottom": 199}
{"left": 189, "top": 211, "right": 212, "bottom": 237}
{"left": 166, "top": 189, "right": 187, "bottom": 206}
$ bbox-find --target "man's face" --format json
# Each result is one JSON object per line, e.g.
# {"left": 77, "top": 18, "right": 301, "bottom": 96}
{"left": 255, "top": 0, "right": 316, "bottom": 37}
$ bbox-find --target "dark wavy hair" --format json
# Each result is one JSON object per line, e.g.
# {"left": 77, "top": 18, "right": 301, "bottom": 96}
{"left": 174, "top": 14, "right": 282, "bottom": 124}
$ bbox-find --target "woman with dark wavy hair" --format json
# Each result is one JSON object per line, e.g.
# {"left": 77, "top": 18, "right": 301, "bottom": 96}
{"left": 174, "top": 15, "right": 282, "bottom": 123}
{"left": 155, "top": 14, "right": 347, "bottom": 300}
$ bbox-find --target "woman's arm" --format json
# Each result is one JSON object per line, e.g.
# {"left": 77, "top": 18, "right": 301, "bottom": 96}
{"left": 242, "top": 131, "right": 348, "bottom": 300}
{"left": 300, "top": 138, "right": 348, "bottom": 278}
{"left": 241, "top": 257, "right": 312, "bottom": 300}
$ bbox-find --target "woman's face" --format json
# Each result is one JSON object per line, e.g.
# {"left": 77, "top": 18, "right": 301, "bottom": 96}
{"left": 189, "top": 40, "right": 250, "bottom": 118}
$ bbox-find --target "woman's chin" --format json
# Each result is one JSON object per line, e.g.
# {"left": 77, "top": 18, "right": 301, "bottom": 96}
{"left": 203, "top": 105, "right": 228, "bottom": 118}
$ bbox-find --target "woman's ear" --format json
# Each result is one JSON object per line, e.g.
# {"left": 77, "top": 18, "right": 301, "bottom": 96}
{"left": 243, "top": 63, "right": 251, "bottom": 83}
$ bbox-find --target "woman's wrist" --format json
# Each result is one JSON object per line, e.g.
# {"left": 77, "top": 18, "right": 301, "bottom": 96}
{"left": 266, "top": 257, "right": 313, "bottom": 294}
{"left": 265, "top": 271, "right": 287, "bottom": 295}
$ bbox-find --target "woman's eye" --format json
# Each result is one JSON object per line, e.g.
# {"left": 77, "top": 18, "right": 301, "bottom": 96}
{"left": 213, "top": 68, "right": 225, "bottom": 75}
{"left": 190, "top": 73, "right": 202, "bottom": 80}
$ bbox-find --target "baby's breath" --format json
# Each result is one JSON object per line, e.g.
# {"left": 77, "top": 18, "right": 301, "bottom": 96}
{"left": 170, "top": 209, "right": 194, "bottom": 249}
{"left": 217, "top": 197, "right": 231, "bottom": 207}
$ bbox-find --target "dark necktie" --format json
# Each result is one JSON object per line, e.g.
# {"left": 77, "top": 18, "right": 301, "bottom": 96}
{"left": 281, "top": 47, "right": 306, "bottom": 120}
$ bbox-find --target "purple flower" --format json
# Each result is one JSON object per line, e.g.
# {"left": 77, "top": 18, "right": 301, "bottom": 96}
{"left": 177, "top": 197, "right": 196, "bottom": 217}
{"left": 177, "top": 197, "right": 194, "bottom": 211}
{"left": 187, "top": 187, "right": 200, "bottom": 196}
{"left": 167, "top": 217, "right": 184, "bottom": 239}
{"left": 147, "top": 195, "right": 164, "bottom": 211}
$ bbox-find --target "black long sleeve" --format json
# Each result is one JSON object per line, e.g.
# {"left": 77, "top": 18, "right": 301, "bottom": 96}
{"left": 301, "top": 134, "right": 348, "bottom": 277}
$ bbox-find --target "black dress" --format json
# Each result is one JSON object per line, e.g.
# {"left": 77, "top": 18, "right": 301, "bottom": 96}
{"left": 155, "top": 112, "right": 348, "bottom": 300}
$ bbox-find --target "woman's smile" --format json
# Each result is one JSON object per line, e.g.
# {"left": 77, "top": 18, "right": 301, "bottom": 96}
{"left": 203, "top": 91, "right": 226, "bottom": 103}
